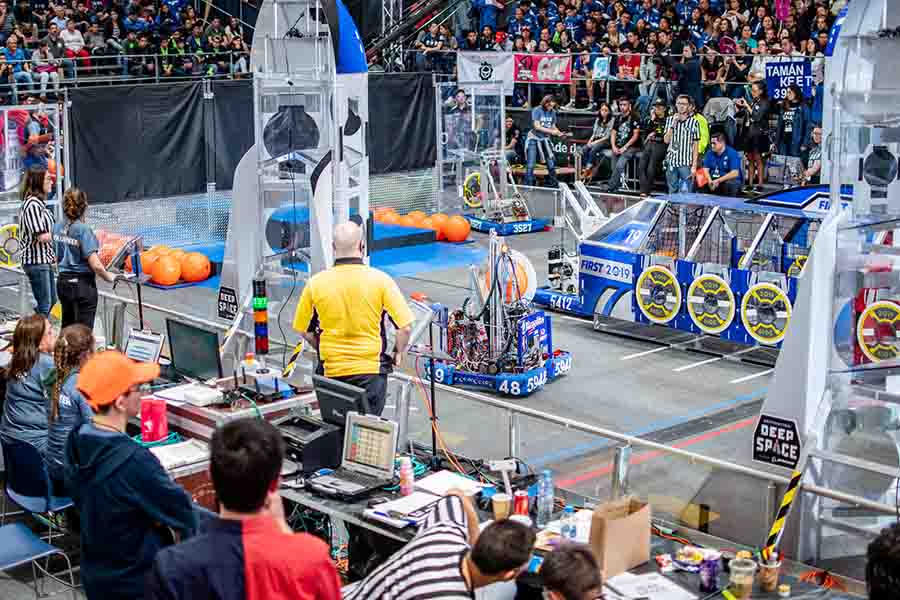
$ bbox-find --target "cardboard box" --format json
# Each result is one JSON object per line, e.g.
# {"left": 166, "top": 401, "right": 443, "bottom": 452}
{"left": 588, "top": 496, "right": 651, "bottom": 578}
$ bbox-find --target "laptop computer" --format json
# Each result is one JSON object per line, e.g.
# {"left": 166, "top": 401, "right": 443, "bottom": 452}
{"left": 124, "top": 329, "right": 164, "bottom": 363}
{"left": 306, "top": 412, "right": 398, "bottom": 500}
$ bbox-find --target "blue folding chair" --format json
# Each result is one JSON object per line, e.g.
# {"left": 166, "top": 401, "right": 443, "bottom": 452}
{"left": 0, "top": 437, "right": 73, "bottom": 543}
{"left": 0, "top": 522, "right": 76, "bottom": 599}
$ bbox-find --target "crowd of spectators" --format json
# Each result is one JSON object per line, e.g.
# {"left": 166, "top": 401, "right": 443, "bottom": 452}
{"left": 413, "top": 0, "right": 838, "bottom": 193}
{"left": 0, "top": 0, "right": 251, "bottom": 103}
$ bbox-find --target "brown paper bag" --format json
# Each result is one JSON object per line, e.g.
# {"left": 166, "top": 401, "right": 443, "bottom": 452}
{"left": 588, "top": 496, "right": 651, "bottom": 578}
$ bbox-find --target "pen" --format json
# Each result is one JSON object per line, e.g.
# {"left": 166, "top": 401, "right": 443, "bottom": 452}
{"left": 373, "top": 511, "right": 418, "bottom": 526}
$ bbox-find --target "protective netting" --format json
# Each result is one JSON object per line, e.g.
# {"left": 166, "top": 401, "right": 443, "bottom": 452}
{"left": 644, "top": 204, "right": 711, "bottom": 259}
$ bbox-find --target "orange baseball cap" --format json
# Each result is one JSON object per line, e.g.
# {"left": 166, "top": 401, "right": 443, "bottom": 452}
{"left": 77, "top": 350, "right": 160, "bottom": 411}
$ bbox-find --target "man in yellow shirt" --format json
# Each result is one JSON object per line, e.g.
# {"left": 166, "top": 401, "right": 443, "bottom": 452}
{"left": 293, "top": 222, "right": 415, "bottom": 415}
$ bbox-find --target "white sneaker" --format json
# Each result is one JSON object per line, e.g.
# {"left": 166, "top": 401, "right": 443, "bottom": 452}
{"left": 587, "top": 101, "right": 598, "bottom": 111}
{"left": 564, "top": 101, "right": 576, "bottom": 110}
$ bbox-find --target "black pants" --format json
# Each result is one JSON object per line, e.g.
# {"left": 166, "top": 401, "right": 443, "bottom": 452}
{"left": 57, "top": 272, "right": 98, "bottom": 330}
{"left": 332, "top": 373, "right": 389, "bottom": 416}
{"left": 639, "top": 142, "right": 667, "bottom": 195}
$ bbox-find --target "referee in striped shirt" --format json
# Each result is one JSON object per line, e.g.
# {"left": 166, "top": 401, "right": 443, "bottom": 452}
{"left": 19, "top": 168, "right": 57, "bottom": 316}
{"left": 663, "top": 95, "right": 701, "bottom": 194}
{"left": 343, "top": 490, "right": 535, "bottom": 599}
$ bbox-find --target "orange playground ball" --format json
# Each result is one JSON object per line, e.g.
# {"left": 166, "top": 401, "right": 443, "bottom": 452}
{"left": 430, "top": 213, "right": 449, "bottom": 241}
{"left": 397, "top": 215, "right": 417, "bottom": 228}
{"left": 153, "top": 245, "right": 172, "bottom": 256}
{"left": 380, "top": 211, "right": 400, "bottom": 225}
{"left": 408, "top": 210, "right": 427, "bottom": 223}
{"left": 181, "top": 252, "right": 211, "bottom": 282}
{"left": 485, "top": 260, "right": 529, "bottom": 302}
{"left": 373, "top": 207, "right": 397, "bottom": 222}
{"left": 137, "top": 251, "right": 159, "bottom": 274}
{"left": 168, "top": 249, "right": 187, "bottom": 264}
{"left": 151, "top": 255, "right": 182, "bottom": 286}
{"left": 443, "top": 215, "right": 471, "bottom": 243}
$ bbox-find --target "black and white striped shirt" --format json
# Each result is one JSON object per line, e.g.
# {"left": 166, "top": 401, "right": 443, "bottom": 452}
{"left": 343, "top": 495, "right": 474, "bottom": 600}
{"left": 19, "top": 196, "right": 55, "bottom": 266}
{"left": 665, "top": 115, "right": 700, "bottom": 168}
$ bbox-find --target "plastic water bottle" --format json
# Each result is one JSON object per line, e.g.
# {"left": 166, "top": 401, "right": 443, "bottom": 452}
{"left": 536, "top": 470, "right": 554, "bottom": 528}
{"left": 398, "top": 457, "right": 415, "bottom": 496}
{"left": 560, "top": 505, "right": 577, "bottom": 541}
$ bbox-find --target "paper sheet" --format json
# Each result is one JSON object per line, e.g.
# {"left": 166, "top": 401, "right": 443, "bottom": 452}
{"left": 149, "top": 439, "right": 210, "bottom": 471}
{"left": 604, "top": 573, "right": 696, "bottom": 600}
{"left": 376, "top": 492, "right": 441, "bottom": 518}
{"left": 415, "top": 470, "right": 486, "bottom": 496}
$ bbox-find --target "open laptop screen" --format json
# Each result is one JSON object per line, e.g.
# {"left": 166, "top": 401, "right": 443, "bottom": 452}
{"left": 124, "top": 329, "right": 163, "bottom": 363}
{"left": 344, "top": 414, "right": 395, "bottom": 477}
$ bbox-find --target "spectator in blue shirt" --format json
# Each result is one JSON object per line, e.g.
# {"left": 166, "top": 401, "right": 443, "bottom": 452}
{"left": 2, "top": 34, "right": 32, "bottom": 102}
{"left": 507, "top": 7, "right": 528, "bottom": 37}
{"left": 563, "top": 6, "right": 583, "bottom": 40}
{"left": 701, "top": 132, "right": 743, "bottom": 195}
{"left": 0, "top": 314, "right": 55, "bottom": 456}
{"left": 524, "top": 95, "right": 570, "bottom": 187}
{"left": 472, "top": 0, "right": 502, "bottom": 32}
{"left": 45, "top": 323, "right": 95, "bottom": 496}
{"left": 637, "top": 0, "right": 660, "bottom": 28}
{"left": 676, "top": 0, "right": 698, "bottom": 25}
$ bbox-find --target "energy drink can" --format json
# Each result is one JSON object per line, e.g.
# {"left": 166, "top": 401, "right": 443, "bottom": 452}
{"left": 700, "top": 551, "right": 721, "bottom": 593}
{"left": 513, "top": 490, "right": 529, "bottom": 515}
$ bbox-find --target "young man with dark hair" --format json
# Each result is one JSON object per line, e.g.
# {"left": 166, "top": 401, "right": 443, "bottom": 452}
{"left": 146, "top": 419, "right": 341, "bottom": 600}
{"left": 344, "top": 490, "right": 536, "bottom": 599}
{"left": 542, "top": 544, "right": 604, "bottom": 600}
{"left": 702, "top": 132, "right": 742, "bottom": 196}
{"left": 866, "top": 522, "right": 900, "bottom": 600}
{"left": 65, "top": 351, "right": 197, "bottom": 600}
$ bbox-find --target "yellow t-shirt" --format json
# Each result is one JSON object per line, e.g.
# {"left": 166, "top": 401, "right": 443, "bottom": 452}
{"left": 292, "top": 258, "right": 416, "bottom": 377}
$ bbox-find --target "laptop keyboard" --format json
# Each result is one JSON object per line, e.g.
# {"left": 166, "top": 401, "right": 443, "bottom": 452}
{"left": 337, "top": 470, "right": 381, "bottom": 487}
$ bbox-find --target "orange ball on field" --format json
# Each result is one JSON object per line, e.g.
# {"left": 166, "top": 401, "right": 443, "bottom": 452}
{"left": 380, "top": 211, "right": 400, "bottom": 225}
{"left": 181, "top": 252, "right": 211, "bottom": 282}
{"left": 127, "top": 251, "right": 158, "bottom": 274}
{"left": 444, "top": 215, "right": 471, "bottom": 242}
{"left": 151, "top": 255, "right": 182, "bottom": 286}
{"left": 430, "top": 213, "right": 449, "bottom": 241}
{"left": 153, "top": 245, "right": 172, "bottom": 256}
{"left": 397, "top": 215, "right": 417, "bottom": 228}
{"left": 408, "top": 210, "right": 427, "bottom": 224}
{"left": 485, "top": 261, "right": 529, "bottom": 303}
{"left": 168, "top": 249, "right": 187, "bottom": 264}
{"left": 373, "top": 207, "right": 397, "bottom": 222}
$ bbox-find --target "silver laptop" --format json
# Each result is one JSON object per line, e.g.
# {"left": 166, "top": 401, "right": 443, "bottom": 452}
{"left": 307, "top": 412, "right": 398, "bottom": 500}
{"left": 124, "top": 329, "right": 164, "bottom": 363}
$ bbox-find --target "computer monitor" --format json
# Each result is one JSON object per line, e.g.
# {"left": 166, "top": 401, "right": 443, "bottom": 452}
{"left": 313, "top": 375, "right": 370, "bottom": 428}
{"left": 165, "top": 318, "right": 224, "bottom": 381}
{"left": 124, "top": 329, "right": 163, "bottom": 363}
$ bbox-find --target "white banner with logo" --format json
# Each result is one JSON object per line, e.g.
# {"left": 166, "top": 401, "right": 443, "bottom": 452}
{"left": 457, "top": 52, "right": 515, "bottom": 88}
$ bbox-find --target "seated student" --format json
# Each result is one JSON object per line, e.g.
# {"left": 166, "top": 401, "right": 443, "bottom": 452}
{"left": 0, "top": 314, "right": 56, "bottom": 455}
{"left": 146, "top": 418, "right": 341, "bottom": 599}
{"left": 44, "top": 324, "right": 94, "bottom": 496}
{"left": 344, "top": 491, "right": 536, "bottom": 600}
{"left": 542, "top": 543, "right": 604, "bottom": 600}
{"left": 701, "top": 132, "right": 743, "bottom": 196}
{"left": 65, "top": 350, "right": 196, "bottom": 600}
{"left": 867, "top": 522, "right": 900, "bottom": 600}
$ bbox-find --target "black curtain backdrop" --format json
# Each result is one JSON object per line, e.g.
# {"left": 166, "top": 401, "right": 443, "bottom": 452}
{"left": 210, "top": 80, "right": 254, "bottom": 190}
{"left": 70, "top": 83, "right": 206, "bottom": 204}
{"left": 368, "top": 72, "right": 436, "bottom": 174}
{"left": 70, "top": 76, "right": 435, "bottom": 204}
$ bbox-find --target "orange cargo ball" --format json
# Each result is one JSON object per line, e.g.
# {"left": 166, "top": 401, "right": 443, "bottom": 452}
{"left": 408, "top": 210, "right": 427, "bottom": 224}
{"left": 397, "top": 215, "right": 417, "bottom": 228}
{"left": 181, "top": 252, "right": 211, "bottom": 282}
{"left": 443, "top": 215, "right": 471, "bottom": 243}
{"left": 373, "top": 207, "right": 397, "bottom": 222}
{"left": 430, "top": 213, "right": 449, "bottom": 241}
{"left": 151, "top": 255, "right": 182, "bottom": 286}
{"left": 153, "top": 246, "right": 172, "bottom": 256}
{"left": 168, "top": 249, "right": 187, "bottom": 264}
{"left": 381, "top": 211, "right": 400, "bottom": 225}
{"left": 127, "top": 251, "right": 158, "bottom": 274}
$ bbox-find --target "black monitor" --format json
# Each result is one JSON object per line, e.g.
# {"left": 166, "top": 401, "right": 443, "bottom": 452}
{"left": 313, "top": 375, "right": 370, "bottom": 428}
{"left": 165, "top": 318, "right": 224, "bottom": 382}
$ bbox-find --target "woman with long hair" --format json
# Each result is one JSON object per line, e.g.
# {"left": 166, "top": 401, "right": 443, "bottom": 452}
{"left": 736, "top": 80, "right": 771, "bottom": 193}
{"left": 20, "top": 167, "right": 56, "bottom": 317}
{"left": 0, "top": 314, "right": 56, "bottom": 455}
{"left": 45, "top": 324, "right": 94, "bottom": 495}
{"left": 776, "top": 83, "right": 809, "bottom": 158}
{"left": 54, "top": 188, "right": 116, "bottom": 330}
{"left": 581, "top": 101, "right": 614, "bottom": 181}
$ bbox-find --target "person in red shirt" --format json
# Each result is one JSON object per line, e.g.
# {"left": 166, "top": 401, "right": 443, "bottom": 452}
{"left": 146, "top": 418, "right": 341, "bottom": 600}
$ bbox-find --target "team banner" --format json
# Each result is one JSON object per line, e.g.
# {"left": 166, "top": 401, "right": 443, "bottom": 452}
{"left": 513, "top": 53, "right": 572, "bottom": 84}
{"left": 457, "top": 52, "right": 515, "bottom": 87}
{"left": 765, "top": 58, "right": 813, "bottom": 100}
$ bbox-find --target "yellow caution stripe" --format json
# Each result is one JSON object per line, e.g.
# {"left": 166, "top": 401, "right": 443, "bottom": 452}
{"left": 282, "top": 340, "right": 306, "bottom": 378}
{"left": 762, "top": 469, "right": 803, "bottom": 561}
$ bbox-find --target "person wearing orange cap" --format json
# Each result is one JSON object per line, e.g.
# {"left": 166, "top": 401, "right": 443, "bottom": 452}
{"left": 63, "top": 350, "right": 196, "bottom": 600}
